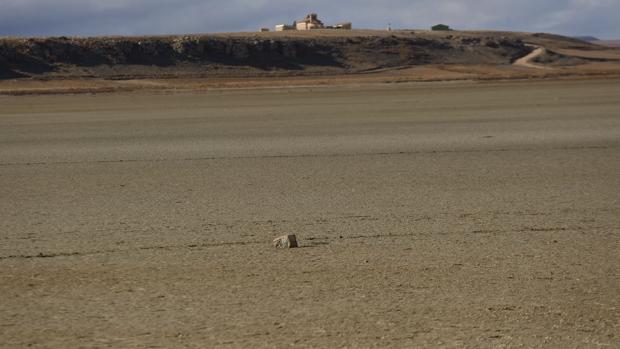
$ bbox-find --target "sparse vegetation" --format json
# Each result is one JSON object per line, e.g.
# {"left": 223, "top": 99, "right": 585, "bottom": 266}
{"left": 431, "top": 24, "right": 452, "bottom": 31}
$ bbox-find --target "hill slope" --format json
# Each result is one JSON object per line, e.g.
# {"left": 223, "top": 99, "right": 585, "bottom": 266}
{"left": 0, "top": 30, "right": 616, "bottom": 82}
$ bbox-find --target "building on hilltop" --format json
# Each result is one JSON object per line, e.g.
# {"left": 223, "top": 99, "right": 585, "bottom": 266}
{"left": 296, "top": 13, "right": 324, "bottom": 30}
{"left": 275, "top": 13, "right": 350, "bottom": 32}
{"left": 275, "top": 24, "right": 295, "bottom": 31}
{"left": 334, "top": 22, "right": 352, "bottom": 30}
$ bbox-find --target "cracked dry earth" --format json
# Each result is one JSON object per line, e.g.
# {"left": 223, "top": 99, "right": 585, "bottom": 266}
{"left": 1, "top": 79, "right": 619, "bottom": 348}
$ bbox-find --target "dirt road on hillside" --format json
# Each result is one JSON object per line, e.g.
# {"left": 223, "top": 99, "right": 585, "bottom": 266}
{"left": 514, "top": 46, "right": 547, "bottom": 69}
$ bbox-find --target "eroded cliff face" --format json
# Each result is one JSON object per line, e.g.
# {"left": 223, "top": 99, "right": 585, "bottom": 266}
{"left": 0, "top": 34, "right": 532, "bottom": 79}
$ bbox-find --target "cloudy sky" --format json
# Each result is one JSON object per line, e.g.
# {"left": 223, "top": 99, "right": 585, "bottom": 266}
{"left": 1, "top": 0, "right": 618, "bottom": 39}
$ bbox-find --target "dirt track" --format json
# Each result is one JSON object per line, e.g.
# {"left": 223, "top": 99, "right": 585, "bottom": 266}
{"left": 1, "top": 79, "right": 619, "bottom": 348}
{"left": 513, "top": 46, "right": 547, "bottom": 69}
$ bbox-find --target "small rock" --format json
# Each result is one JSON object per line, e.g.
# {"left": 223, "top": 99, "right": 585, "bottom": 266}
{"left": 273, "top": 234, "right": 299, "bottom": 249}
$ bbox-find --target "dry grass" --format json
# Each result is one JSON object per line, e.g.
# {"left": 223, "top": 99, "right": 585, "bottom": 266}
{"left": 2, "top": 62, "right": 620, "bottom": 96}
{"left": 593, "top": 40, "right": 620, "bottom": 48}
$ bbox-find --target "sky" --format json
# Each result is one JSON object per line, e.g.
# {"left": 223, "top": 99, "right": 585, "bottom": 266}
{"left": 0, "top": 0, "right": 619, "bottom": 39}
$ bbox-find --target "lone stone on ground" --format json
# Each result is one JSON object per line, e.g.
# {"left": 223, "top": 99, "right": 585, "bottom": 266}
{"left": 273, "top": 235, "right": 299, "bottom": 249}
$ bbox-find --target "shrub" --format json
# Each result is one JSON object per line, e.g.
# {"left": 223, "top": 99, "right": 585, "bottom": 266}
{"left": 431, "top": 24, "right": 452, "bottom": 31}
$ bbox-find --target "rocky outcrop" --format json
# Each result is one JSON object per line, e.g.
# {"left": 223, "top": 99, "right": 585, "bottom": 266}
{"left": 0, "top": 33, "right": 533, "bottom": 79}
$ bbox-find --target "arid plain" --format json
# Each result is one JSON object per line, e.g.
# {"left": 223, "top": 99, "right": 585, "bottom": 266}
{"left": 1, "top": 78, "right": 619, "bottom": 348}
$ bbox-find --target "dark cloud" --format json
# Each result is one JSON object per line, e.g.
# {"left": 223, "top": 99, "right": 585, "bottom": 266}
{"left": 1, "top": 0, "right": 618, "bottom": 38}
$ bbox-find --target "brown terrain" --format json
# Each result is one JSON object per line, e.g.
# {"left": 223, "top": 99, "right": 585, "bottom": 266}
{"left": 1, "top": 30, "right": 619, "bottom": 348}
{"left": 593, "top": 40, "right": 620, "bottom": 48}
{"left": 1, "top": 30, "right": 620, "bottom": 94}
{"left": 1, "top": 77, "right": 619, "bottom": 348}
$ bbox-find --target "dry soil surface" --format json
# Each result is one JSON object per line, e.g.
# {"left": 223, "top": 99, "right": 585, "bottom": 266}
{"left": 593, "top": 40, "right": 620, "bottom": 48}
{"left": 1, "top": 79, "right": 619, "bottom": 348}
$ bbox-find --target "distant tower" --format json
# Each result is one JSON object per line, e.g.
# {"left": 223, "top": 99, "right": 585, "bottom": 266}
{"left": 387, "top": 23, "right": 392, "bottom": 31}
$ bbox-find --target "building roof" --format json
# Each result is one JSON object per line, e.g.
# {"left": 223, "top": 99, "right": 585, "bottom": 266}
{"left": 298, "top": 13, "right": 324, "bottom": 25}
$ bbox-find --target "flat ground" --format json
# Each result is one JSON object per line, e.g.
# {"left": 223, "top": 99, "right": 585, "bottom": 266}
{"left": 0, "top": 79, "right": 619, "bottom": 348}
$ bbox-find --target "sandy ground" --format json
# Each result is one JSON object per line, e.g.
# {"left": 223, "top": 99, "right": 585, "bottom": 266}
{"left": 1, "top": 79, "right": 619, "bottom": 348}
